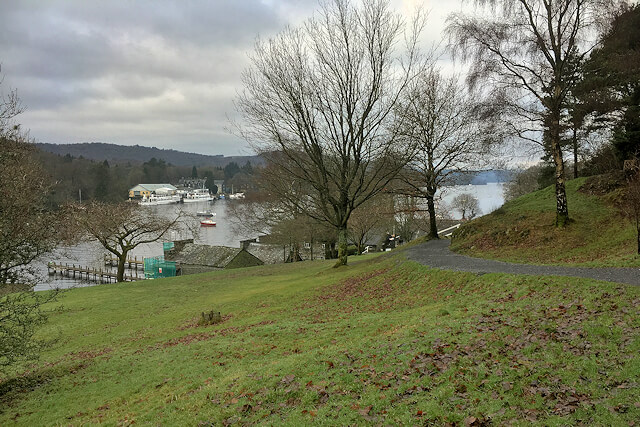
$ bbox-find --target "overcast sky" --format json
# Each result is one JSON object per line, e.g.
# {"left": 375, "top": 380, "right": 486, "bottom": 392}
{"left": 0, "top": 0, "right": 464, "bottom": 156}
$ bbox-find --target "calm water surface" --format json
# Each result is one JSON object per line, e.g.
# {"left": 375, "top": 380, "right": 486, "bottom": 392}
{"left": 35, "top": 184, "right": 506, "bottom": 290}
{"left": 35, "top": 200, "right": 251, "bottom": 290}
{"left": 441, "top": 182, "right": 506, "bottom": 218}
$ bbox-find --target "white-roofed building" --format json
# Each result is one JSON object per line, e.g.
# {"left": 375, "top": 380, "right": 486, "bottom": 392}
{"left": 128, "top": 184, "right": 177, "bottom": 199}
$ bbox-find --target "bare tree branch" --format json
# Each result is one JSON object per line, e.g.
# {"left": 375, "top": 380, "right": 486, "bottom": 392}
{"left": 235, "top": 0, "right": 428, "bottom": 266}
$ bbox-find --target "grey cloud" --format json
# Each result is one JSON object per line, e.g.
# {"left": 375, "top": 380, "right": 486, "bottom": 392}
{"left": 1, "top": 0, "right": 460, "bottom": 157}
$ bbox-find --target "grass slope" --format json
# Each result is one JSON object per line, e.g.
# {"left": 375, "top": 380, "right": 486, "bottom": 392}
{"left": 451, "top": 176, "right": 640, "bottom": 267}
{"left": 1, "top": 252, "right": 638, "bottom": 425}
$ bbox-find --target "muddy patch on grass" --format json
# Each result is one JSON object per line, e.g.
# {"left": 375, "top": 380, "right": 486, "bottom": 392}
{"left": 179, "top": 314, "right": 234, "bottom": 330}
{"left": 140, "top": 320, "right": 277, "bottom": 353}
{"left": 67, "top": 347, "right": 113, "bottom": 361}
{"left": 297, "top": 268, "right": 428, "bottom": 321}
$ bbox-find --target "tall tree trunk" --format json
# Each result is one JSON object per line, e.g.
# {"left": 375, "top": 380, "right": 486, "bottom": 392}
{"left": 551, "top": 115, "right": 569, "bottom": 227}
{"left": 116, "top": 251, "right": 128, "bottom": 282}
{"left": 334, "top": 225, "right": 348, "bottom": 267}
{"left": 636, "top": 216, "right": 639, "bottom": 255}
{"left": 426, "top": 187, "right": 439, "bottom": 239}
{"left": 573, "top": 127, "right": 579, "bottom": 179}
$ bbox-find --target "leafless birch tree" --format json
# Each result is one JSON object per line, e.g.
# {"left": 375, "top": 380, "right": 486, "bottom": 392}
{"left": 236, "top": 0, "right": 425, "bottom": 266}
{"left": 448, "top": 0, "right": 621, "bottom": 227}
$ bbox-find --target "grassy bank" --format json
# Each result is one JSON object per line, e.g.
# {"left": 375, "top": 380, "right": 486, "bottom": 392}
{"left": 451, "top": 176, "right": 640, "bottom": 267}
{"left": 1, "top": 252, "right": 638, "bottom": 425}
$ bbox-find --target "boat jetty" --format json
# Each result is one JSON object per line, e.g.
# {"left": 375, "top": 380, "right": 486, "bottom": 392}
{"left": 47, "top": 262, "right": 144, "bottom": 283}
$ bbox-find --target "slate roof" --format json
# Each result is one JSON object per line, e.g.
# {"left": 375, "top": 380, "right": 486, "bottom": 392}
{"left": 169, "top": 243, "right": 248, "bottom": 268}
{"left": 245, "top": 243, "right": 286, "bottom": 265}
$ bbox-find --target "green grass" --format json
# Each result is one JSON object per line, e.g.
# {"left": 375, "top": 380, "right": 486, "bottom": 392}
{"left": 1, "top": 252, "right": 639, "bottom": 425}
{"left": 451, "top": 176, "right": 640, "bottom": 267}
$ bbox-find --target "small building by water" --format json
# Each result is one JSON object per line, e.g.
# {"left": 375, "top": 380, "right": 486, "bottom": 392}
{"left": 165, "top": 242, "right": 263, "bottom": 274}
{"left": 241, "top": 238, "right": 332, "bottom": 263}
{"left": 129, "top": 183, "right": 178, "bottom": 199}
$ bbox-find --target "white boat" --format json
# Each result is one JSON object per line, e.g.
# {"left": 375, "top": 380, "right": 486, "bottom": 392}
{"left": 139, "top": 194, "right": 181, "bottom": 206}
{"left": 182, "top": 189, "right": 214, "bottom": 203}
{"left": 196, "top": 211, "right": 216, "bottom": 217}
{"left": 228, "top": 192, "right": 245, "bottom": 200}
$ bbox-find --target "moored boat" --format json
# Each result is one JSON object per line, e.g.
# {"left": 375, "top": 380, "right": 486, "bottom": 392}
{"left": 183, "top": 188, "right": 214, "bottom": 203}
{"left": 200, "top": 219, "right": 217, "bottom": 227}
{"left": 139, "top": 194, "right": 181, "bottom": 206}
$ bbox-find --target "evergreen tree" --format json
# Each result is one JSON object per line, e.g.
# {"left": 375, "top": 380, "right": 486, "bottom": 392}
{"left": 579, "top": 5, "right": 640, "bottom": 160}
{"left": 224, "top": 162, "right": 240, "bottom": 180}
{"left": 241, "top": 161, "right": 253, "bottom": 175}
{"left": 93, "top": 160, "right": 111, "bottom": 201}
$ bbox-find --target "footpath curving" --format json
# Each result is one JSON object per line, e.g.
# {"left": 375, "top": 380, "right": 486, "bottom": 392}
{"left": 406, "top": 239, "right": 640, "bottom": 286}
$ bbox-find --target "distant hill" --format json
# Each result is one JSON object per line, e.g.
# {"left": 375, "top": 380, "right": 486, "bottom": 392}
{"left": 448, "top": 169, "right": 515, "bottom": 185}
{"left": 36, "top": 142, "right": 262, "bottom": 167}
{"left": 469, "top": 169, "right": 514, "bottom": 184}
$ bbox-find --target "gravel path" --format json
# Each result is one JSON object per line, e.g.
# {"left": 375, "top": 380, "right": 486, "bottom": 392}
{"left": 406, "top": 239, "right": 640, "bottom": 286}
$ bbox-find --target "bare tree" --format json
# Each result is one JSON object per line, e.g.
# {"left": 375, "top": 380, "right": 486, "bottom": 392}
{"left": 452, "top": 193, "right": 480, "bottom": 220}
{"left": 227, "top": 191, "right": 288, "bottom": 239}
{"left": 503, "top": 163, "right": 546, "bottom": 201}
{"left": 1, "top": 76, "right": 62, "bottom": 368}
{"left": 70, "top": 202, "right": 188, "bottom": 282}
{"left": 348, "top": 193, "right": 394, "bottom": 253}
{"left": 392, "top": 194, "right": 424, "bottom": 243}
{"left": 227, "top": 166, "right": 338, "bottom": 260}
{"left": 448, "top": 0, "right": 620, "bottom": 227}
{"left": 236, "top": 0, "right": 425, "bottom": 266}
{"left": 396, "top": 67, "right": 487, "bottom": 238}
{"left": 0, "top": 140, "right": 60, "bottom": 286}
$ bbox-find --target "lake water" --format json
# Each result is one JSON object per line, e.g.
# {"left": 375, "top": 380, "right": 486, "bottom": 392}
{"left": 34, "top": 200, "right": 252, "bottom": 291}
{"left": 34, "top": 183, "right": 506, "bottom": 290}
{"left": 441, "top": 182, "right": 506, "bottom": 219}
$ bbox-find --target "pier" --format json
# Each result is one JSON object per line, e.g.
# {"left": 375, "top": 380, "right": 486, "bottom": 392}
{"left": 103, "top": 254, "right": 144, "bottom": 269}
{"left": 47, "top": 262, "right": 144, "bottom": 283}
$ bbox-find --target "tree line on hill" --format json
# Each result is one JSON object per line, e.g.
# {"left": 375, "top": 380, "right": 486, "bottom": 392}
{"left": 36, "top": 142, "right": 262, "bottom": 168}
{"left": 34, "top": 150, "right": 258, "bottom": 205}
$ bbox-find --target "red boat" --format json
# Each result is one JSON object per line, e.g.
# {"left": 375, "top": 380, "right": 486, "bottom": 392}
{"left": 200, "top": 219, "right": 216, "bottom": 227}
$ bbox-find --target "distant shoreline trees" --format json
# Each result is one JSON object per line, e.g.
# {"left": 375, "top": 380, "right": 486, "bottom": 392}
{"left": 32, "top": 150, "right": 259, "bottom": 205}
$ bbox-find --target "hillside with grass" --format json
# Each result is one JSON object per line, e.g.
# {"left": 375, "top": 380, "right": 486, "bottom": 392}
{"left": 451, "top": 173, "right": 640, "bottom": 267}
{"left": 1, "top": 251, "right": 638, "bottom": 425}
